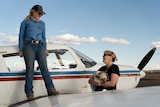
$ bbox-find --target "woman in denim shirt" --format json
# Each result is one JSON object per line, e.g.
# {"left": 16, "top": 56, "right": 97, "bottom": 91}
{"left": 18, "top": 4, "right": 59, "bottom": 101}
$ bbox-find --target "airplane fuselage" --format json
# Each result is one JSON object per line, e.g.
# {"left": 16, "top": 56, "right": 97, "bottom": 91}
{"left": 0, "top": 44, "right": 144, "bottom": 107}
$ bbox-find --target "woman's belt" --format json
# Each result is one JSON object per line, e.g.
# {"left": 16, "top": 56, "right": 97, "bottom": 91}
{"left": 26, "top": 40, "right": 43, "bottom": 45}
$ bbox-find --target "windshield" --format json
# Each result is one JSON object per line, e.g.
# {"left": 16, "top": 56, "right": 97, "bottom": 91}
{"left": 72, "top": 48, "right": 97, "bottom": 68}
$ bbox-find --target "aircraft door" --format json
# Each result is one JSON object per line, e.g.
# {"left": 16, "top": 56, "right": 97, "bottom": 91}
{"left": 41, "top": 49, "right": 86, "bottom": 93}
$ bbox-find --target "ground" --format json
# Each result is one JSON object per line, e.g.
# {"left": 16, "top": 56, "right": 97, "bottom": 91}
{"left": 137, "top": 71, "right": 160, "bottom": 87}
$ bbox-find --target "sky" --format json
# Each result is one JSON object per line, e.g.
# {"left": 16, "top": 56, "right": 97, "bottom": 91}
{"left": 0, "top": 0, "right": 160, "bottom": 70}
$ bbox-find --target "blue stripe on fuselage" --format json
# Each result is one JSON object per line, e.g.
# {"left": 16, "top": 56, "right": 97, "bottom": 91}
{"left": 0, "top": 70, "right": 140, "bottom": 77}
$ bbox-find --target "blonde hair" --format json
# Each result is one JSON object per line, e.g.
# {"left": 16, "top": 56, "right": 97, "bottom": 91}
{"left": 103, "top": 50, "right": 118, "bottom": 62}
{"left": 24, "top": 9, "right": 35, "bottom": 20}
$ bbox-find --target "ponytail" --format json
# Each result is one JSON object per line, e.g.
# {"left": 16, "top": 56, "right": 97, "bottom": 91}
{"left": 24, "top": 9, "right": 35, "bottom": 20}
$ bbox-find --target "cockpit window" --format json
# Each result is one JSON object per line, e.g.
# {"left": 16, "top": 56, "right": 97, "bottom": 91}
{"left": 47, "top": 49, "right": 77, "bottom": 70}
{"left": 3, "top": 54, "right": 26, "bottom": 72}
{"left": 3, "top": 49, "right": 77, "bottom": 72}
{"left": 72, "top": 48, "right": 97, "bottom": 68}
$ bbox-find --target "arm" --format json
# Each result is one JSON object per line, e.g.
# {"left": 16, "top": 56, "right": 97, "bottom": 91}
{"left": 18, "top": 21, "right": 26, "bottom": 52}
{"left": 101, "top": 73, "right": 119, "bottom": 87}
{"left": 18, "top": 20, "right": 26, "bottom": 57}
{"left": 41, "top": 21, "right": 49, "bottom": 56}
{"left": 42, "top": 21, "right": 46, "bottom": 50}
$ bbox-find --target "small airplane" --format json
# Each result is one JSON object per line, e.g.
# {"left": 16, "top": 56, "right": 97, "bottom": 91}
{"left": 0, "top": 43, "right": 156, "bottom": 107}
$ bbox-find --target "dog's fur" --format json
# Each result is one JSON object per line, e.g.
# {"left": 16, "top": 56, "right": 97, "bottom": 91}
{"left": 90, "top": 71, "right": 108, "bottom": 91}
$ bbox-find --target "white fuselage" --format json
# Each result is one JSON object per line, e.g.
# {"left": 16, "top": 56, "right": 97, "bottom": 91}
{"left": 0, "top": 44, "right": 144, "bottom": 107}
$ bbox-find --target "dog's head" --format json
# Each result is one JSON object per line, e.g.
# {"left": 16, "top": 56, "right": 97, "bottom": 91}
{"left": 91, "top": 71, "right": 108, "bottom": 85}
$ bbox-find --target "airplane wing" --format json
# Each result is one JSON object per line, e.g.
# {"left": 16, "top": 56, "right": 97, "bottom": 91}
{"left": 9, "top": 86, "right": 160, "bottom": 107}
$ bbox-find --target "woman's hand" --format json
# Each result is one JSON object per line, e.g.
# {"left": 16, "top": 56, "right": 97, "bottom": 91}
{"left": 46, "top": 50, "right": 49, "bottom": 56}
{"left": 88, "top": 79, "right": 100, "bottom": 86}
{"left": 18, "top": 51, "right": 23, "bottom": 57}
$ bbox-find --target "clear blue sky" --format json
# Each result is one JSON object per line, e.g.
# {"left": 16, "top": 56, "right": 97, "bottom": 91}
{"left": 0, "top": 0, "right": 160, "bottom": 70}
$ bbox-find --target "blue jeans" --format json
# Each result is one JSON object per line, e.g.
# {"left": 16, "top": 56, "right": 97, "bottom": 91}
{"left": 23, "top": 43, "right": 55, "bottom": 95}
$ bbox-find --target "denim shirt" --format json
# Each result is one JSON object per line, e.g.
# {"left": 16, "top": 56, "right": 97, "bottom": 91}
{"left": 18, "top": 18, "right": 46, "bottom": 51}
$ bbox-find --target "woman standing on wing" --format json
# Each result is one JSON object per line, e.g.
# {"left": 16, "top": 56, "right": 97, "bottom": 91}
{"left": 18, "top": 4, "right": 59, "bottom": 101}
{"left": 89, "top": 50, "right": 120, "bottom": 91}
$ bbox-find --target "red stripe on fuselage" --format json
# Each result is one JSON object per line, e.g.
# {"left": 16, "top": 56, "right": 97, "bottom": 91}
{"left": 121, "top": 74, "right": 140, "bottom": 77}
{"left": 0, "top": 74, "right": 140, "bottom": 81}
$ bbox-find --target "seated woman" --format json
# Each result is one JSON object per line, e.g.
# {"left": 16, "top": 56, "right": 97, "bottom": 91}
{"left": 89, "top": 50, "right": 120, "bottom": 91}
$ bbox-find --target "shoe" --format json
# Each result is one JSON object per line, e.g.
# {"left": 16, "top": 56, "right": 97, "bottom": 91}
{"left": 48, "top": 89, "right": 59, "bottom": 96}
{"left": 27, "top": 94, "right": 34, "bottom": 101}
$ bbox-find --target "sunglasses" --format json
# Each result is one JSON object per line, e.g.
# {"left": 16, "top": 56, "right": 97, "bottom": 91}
{"left": 38, "top": 13, "right": 43, "bottom": 16}
{"left": 103, "top": 54, "right": 111, "bottom": 57}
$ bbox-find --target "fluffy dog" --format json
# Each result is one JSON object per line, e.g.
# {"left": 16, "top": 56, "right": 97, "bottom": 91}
{"left": 90, "top": 71, "right": 108, "bottom": 91}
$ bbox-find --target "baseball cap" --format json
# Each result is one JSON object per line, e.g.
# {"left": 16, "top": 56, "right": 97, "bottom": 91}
{"left": 32, "top": 5, "right": 45, "bottom": 14}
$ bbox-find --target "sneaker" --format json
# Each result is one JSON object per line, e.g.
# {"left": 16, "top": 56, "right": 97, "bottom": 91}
{"left": 27, "top": 94, "right": 34, "bottom": 101}
{"left": 48, "top": 89, "right": 59, "bottom": 96}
